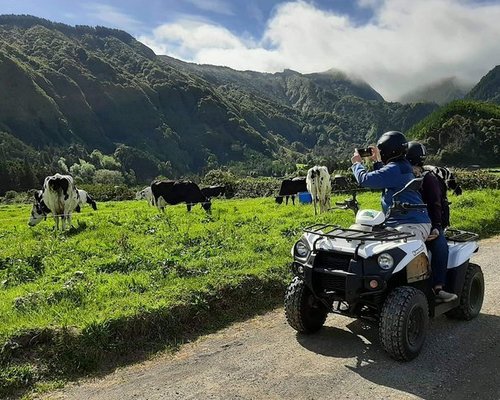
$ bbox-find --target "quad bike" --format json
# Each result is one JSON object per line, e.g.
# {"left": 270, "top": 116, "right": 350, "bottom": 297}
{"left": 284, "top": 178, "right": 484, "bottom": 361}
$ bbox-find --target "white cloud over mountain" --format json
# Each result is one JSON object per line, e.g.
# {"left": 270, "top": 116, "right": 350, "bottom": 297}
{"left": 138, "top": 0, "right": 500, "bottom": 100}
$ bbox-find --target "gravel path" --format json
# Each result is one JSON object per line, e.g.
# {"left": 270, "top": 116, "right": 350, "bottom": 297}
{"left": 45, "top": 237, "right": 500, "bottom": 400}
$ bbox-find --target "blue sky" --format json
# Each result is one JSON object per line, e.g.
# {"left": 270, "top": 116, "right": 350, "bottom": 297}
{"left": 1, "top": 0, "right": 499, "bottom": 100}
{"left": 0, "top": 1, "right": 374, "bottom": 38}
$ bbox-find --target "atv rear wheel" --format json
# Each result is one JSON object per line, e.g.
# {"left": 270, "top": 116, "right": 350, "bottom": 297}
{"left": 285, "top": 277, "right": 328, "bottom": 333}
{"left": 379, "top": 286, "right": 429, "bottom": 361}
{"left": 446, "top": 263, "right": 484, "bottom": 320}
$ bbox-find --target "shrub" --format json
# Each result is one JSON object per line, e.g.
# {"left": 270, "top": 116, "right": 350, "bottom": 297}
{"left": 201, "top": 169, "right": 237, "bottom": 198}
{"left": 455, "top": 170, "right": 500, "bottom": 190}
{"left": 4, "top": 190, "right": 17, "bottom": 201}
{"left": 78, "top": 184, "right": 135, "bottom": 201}
{"left": 234, "top": 177, "right": 280, "bottom": 198}
{"left": 93, "top": 169, "right": 125, "bottom": 185}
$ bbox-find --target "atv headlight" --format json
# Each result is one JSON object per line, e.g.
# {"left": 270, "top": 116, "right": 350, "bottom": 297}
{"left": 377, "top": 253, "right": 394, "bottom": 270}
{"left": 294, "top": 241, "right": 310, "bottom": 258}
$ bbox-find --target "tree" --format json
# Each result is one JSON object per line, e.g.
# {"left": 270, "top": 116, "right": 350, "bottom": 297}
{"left": 70, "top": 160, "right": 96, "bottom": 183}
{"left": 93, "top": 169, "right": 125, "bottom": 185}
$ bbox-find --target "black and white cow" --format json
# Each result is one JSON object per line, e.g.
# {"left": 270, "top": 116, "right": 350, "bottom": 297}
{"left": 423, "top": 165, "right": 463, "bottom": 195}
{"left": 136, "top": 186, "right": 154, "bottom": 205}
{"left": 28, "top": 173, "right": 80, "bottom": 230}
{"left": 306, "top": 166, "right": 331, "bottom": 215}
{"left": 200, "top": 185, "right": 226, "bottom": 199}
{"left": 275, "top": 177, "right": 307, "bottom": 205}
{"left": 151, "top": 180, "right": 211, "bottom": 213}
{"left": 75, "top": 189, "right": 98, "bottom": 212}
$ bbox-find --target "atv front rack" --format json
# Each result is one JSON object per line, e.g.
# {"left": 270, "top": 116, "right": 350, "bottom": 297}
{"left": 444, "top": 229, "right": 479, "bottom": 242}
{"left": 303, "top": 223, "right": 415, "bottom": 243}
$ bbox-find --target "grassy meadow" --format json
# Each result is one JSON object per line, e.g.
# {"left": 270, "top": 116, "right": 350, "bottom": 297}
{"left": 0, "top": 190, "right": 499, "bottom": 397}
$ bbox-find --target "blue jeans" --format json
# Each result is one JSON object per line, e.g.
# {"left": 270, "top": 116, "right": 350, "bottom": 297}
{"left": 426, "top": 229, "right": 449, "bottom": 287}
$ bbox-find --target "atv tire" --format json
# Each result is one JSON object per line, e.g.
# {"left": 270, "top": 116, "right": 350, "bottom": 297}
{"left": 379, "top": 286, "right": 429, "bottom": 361}
{"left": 446, "top": 263, "right": 484, "bottom": 320}
{"left": 285, "top": 277, "right": 327, "bottom": 333}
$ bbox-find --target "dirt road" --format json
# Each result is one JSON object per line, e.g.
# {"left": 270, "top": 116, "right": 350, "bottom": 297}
{"left": 46, "top": 238, "right": 499, "bottom": 400}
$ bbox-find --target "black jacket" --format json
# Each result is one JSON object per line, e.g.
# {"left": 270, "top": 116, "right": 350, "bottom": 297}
{"left": 421, "top": 171, "right": 450, "bottom": 229}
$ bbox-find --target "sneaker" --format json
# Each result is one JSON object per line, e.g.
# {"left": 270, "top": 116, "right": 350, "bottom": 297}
{"left": 435, "top": 289, "right": 458, "bottom": 303}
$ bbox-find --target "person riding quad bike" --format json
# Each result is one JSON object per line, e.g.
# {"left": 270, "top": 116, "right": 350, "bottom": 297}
{"left": 406, "top": 141, "right": 457, "bottom": 303}
{"left": 284, "top": 132, "right": 485, "bottom": 361}
{"left": 351, "top": 131, "right": 431, "bottom": 242}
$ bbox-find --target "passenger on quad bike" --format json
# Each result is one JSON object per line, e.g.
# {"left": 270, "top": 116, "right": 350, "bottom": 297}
{"left": 351, "top": 131, "right": 431, "bottom": 242}
{"left": 406, "top": 141, "right": 457, "bottom": 303}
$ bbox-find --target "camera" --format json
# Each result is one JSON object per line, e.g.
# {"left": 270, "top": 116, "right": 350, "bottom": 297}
{"left": 357, "top": 147, "right": 373, "bottom": 157}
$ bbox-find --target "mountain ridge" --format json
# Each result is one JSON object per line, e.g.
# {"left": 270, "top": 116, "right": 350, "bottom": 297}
{"left": 398, "top": 76, "right": 472, "bottom": 106}
{"left": 3, "top": 14, "right": 498, "bottom": 194}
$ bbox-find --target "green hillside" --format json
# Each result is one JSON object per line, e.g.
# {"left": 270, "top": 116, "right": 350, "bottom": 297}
{"left": 159, "top": 57, "right": 384, "bottom": 111}
{"left": 407, "top": 100, "right": 500, "bottom": 166}
{"left": 467, "top": 65, "right": 500, "bottom": 104}
{"left": 0, "top": 15, "right": 440, "bottom": 193}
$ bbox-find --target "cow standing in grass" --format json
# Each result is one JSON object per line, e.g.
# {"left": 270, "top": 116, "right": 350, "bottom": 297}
{"left": 151, "top": 180, "right": 211, "bottom": 213}
{"left": 275, "top": 177, "right": 307, "bottom": 205}
{"left": 136, "top": 186, "right": 154, "bottom": 205}
{"left": 75, "top": 189, "right": 98, "bottom": 212}
{"left": 306, "top": 166, "right": 331, "bottom": 215}
{"left": 29, "top": 173, "right": 80, "bottom": 230}
{"left": 423, "top": 165, "right": 463, "bottom": 195}
{"left": 200, "top": 185, "right": 226, "bottom": 200}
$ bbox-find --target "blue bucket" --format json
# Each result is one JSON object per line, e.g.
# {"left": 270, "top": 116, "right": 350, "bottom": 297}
{"left": 298, "top": 191, "right": 312, "bottom": 204}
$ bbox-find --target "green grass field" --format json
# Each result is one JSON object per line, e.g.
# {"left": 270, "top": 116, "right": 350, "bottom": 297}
{"left": 1, "top": 190, "right": 499, "bottom": 397}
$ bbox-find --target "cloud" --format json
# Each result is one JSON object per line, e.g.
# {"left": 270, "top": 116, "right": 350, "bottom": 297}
{"left": 139, "top": 0, "right": 500, "bottom": 100}
{"left": 84, "top": 3, "right": 142, "bottom": 30}
{"left": 138, "top": 18, "right": 248, "bottom": 60}
{"left": 185, "top": 0, "right": 234, "bottom": 16}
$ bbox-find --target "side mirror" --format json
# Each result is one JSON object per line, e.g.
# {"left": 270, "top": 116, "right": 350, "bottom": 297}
{"left": 393, "top": 177, "right": 423, "bottom": 199}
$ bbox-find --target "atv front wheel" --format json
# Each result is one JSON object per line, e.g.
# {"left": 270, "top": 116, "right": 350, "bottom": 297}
{"left": 446, "top": 263, "right": 484, "bottom": 320}
{"left": 285, "top": 277, "right": 328, "bottom": 333}
{"left": 379, "top": 286, "right": 429, "bottom": 361}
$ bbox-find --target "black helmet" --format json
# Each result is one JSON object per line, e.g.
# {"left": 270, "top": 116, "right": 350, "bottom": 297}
{"left": 376, "top": 131, "right": 408, "bottom": 164}
{"left": 406, "top": 141, "right": 427, "bottom": 166}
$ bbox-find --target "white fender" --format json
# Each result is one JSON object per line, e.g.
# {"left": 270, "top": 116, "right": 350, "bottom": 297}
{"left": 447, "top": 241, "right": 478, "bottom": 269}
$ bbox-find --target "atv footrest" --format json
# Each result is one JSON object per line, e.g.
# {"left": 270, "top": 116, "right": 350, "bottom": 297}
{"left": 433, "top": 298, "right": 460, "bottom": 317}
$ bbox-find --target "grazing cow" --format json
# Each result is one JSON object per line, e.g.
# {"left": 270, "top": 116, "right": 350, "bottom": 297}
{"left": 306, "top": 166, "right": 331, "bottom": 215}
{"left": 75, "top": 189, "right": 98, "bottom": 212}
{"left": 275, "top": 177, "right": 307, "bottom": 205}
{"left": 200, "top": 185, "right": 226, "bottom": 199}
{"left": 423, "top": 165, "right": 463, "bottom": 195}
{"left": 28, "top": 173, "right": 79, "bottom": 229}
{"left": 150, "top": 180, "right": 211, "bottom": 213}
{"left": 136, "top": 186, "right": 154, "bottom": 205}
